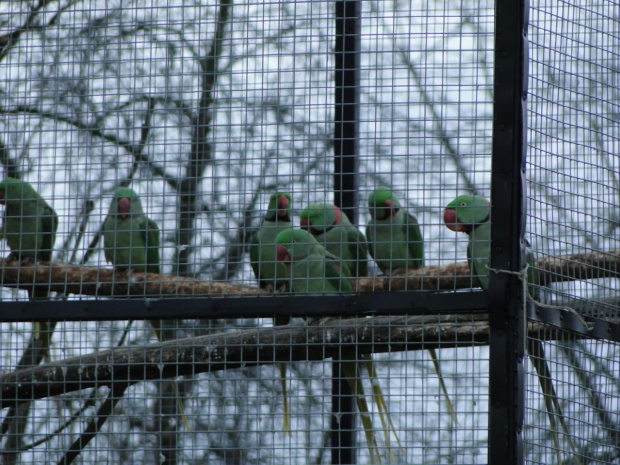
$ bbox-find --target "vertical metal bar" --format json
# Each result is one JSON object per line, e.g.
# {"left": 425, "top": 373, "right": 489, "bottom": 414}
{"left": 490, "top": 0, "right": 528, "bottom": 464}
{"left": 333, "top": 1, "right": 360, "bottom": 464}
{"left": 334, "top": 0, "right": 360, "bottom": 223}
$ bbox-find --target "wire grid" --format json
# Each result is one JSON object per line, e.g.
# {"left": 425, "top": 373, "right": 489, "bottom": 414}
{"left": 0, "top": 0, "right": 494, "bottom": 300}
{"left": 526, "top": 0, "right": 620, "bottom": 463}
{"left": 527, "top": 0, "right": 620, "bottom": 322}
{"left": 0, "top": 0, "right": 495, "bottom": 463}
{"left": 524, "top": 327, "right": 620, "bottom": 464}
{"left": 0, "top": 316, "right": 490, "bottom": 464}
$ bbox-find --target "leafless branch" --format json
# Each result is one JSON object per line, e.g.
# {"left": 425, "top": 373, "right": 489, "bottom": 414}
{"left": 0, "top": 314, "right": 493, "bottom": 408}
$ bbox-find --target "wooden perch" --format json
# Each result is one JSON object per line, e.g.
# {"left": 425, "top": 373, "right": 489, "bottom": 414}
{"left": 0, "top": 260, "right": 267, "bottom": 297}
{"left": 0, "top": 250, "right": 618, "bottom": 298}
{"left": 362, "top": 250, "right": 620, "bottom": 291}
{"left": 0, "top": 314, "right": 564, "bottom": 408}
{"left": 534, "top": 250, "right": 620, "bottom": 286}
{"left": 0, "top": 314, "right": 492, "bottom": 408}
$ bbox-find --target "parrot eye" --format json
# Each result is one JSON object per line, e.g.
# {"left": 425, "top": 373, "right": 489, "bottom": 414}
{"left": 460, "top": 202, "right": 467, "bottom": 207}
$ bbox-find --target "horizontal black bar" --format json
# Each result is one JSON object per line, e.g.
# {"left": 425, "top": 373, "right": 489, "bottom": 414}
{"left": 1, "top": 291, "right": 488, "bottom": 322}
{"left": 528, "top": 302, "right": 620, "bottom": 344}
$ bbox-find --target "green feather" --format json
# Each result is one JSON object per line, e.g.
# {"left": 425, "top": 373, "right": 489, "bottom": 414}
{"left": 103, "top": 188, "right": 160, "bottom": 273}
{"left": 276, "top": 227, "right": 405, "bottom": 459}
{"left": 445, "top": 194, "right": 576, "bottom": 451}
{"left": 300, "top": 203, "right": 368, "bottom": 278}
{"left": 0, "top": 177, "right": 58, "bottom": 263}
{"left": 251, "top": 194, "right": 293, "bottom": 435}
{"left": 250, "top": 193, "right": 292, "bottom": 292}
{"left": 444, "top": 194, "right": 491, "bottom": 289}
{"left": 367, "top": 187, "right": 424, "bottom": 274}
{"left": 144, "top": 217, "right": 160, "bottom": 274}
{"left": 275, "top": 228, "right": 351, "bottom": 295}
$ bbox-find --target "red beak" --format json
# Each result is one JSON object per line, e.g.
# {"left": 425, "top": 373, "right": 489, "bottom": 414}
{"left": 444, "top": 209, "right": 465, "bottom": 232}
{"left": 384, "top": 198, "right": 397, "bottom": 216}
{"left": 299, "top": 218, "right": 309, "bottom": 230}
{"left": 118, "top": 197, "right": 131, "bottom": 215}
{"left": 276, "top": 245, "right": 291, "bottom": 264}
{"left": 277, "top": 196, "right": 289, "bottom": 217}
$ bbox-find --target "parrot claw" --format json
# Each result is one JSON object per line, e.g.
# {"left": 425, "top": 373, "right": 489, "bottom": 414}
{"left": 389, "top": 267, "right": 408, "bottom": 276}
{"left": 307, "top": 317, "right": 336, "bottom": 326}
{"left": 19, "top": 256, "right": 37, "bottom": 266}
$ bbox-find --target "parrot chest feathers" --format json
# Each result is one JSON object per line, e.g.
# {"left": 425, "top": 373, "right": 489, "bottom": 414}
{"left": 2, "top": 202, "right": 55, "bottom": 261}
{"left": 368, "top": 214, "right": 417, "bottom": 272}
{"left": 289, "top": 255, "right": 349, "bottom": 295}
{"left": 250, "top": 219, "right": 291, "bottom": 286}
{"left": 103, "top": 217, "right": 152, "bottom": 270}
{"left": 466, "top": 223, "right": 492, "bottom": 289}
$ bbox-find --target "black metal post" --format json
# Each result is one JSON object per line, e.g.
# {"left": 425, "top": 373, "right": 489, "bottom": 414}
{"left": 333, "top": 1, "right": 361, "bottom": 464}
{"left": 490, "top": 0, "right": 528, "bottom": 464}
{"left": 334, "top": 0, "right": 360, "bottom": 221}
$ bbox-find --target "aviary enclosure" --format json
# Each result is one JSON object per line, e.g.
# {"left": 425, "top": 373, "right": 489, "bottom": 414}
{"left": 0, "top": 1, "right": 618, "bottom": 464}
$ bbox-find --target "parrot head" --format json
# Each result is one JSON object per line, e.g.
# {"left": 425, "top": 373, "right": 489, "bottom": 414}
{"left": 266, "top": 193, "right": 292, "bottom": 221}
{"left": 0, "top": 177, "right": 38, "bottom": 205}
{"left": 444, "top": 195, "right": 491, "bottom": 233}
{"left": 368, "top": 187, "right": 401, "bottom": 221}
{"left": 112, "top": 188, "right": 144, "bottom": 218}
{"left": 299, "top": 203, "right": 341, "bottom": 236}
{"left": 275, "top": 228, "right": 320, "bottom": 262}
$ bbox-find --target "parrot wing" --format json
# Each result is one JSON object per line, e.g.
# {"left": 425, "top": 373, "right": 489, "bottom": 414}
{"left": 249, "top": 229, "right": 262, "bottom": 280}
{"left": 346, "top": 226, "right": 369, "bottom": 277}
{"left": 143, "top": 216, "right": 160, "bottom": 274}
{"left": 365, "top": 221, "right": 376, "bottom": 262}
{"left": 40, "top": 201, "right": 58, "bottom": 261}
{"left": 325, "top": 255, "right": 352, "bottom": 293}
{"left": 405, "top": 212, "right": 424, "bottom": 267}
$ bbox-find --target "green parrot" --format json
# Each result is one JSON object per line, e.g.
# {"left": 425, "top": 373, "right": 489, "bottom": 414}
{"left": 275, "top": 227, "right": 352, "bottom": 294}
{"left": 299, "top": 203, "right": 368, "bottom": 278}
{"left": 367, "top": 187, "right": 424, "bottom": 274}
{"left": 250, "top": 193, "right": 292, "bottom": 296}
{"left": 103, "top": 188, "right": 160, "bottom": 275}
{"left": 0, "top": 178, "right": 58, "bottom": 461}
{"left": 0, "top": 177, "right": 58, "bottom": 266}
{"left": 275, "top": 228, "right": 401, "bottom": 460}
{"left": 367, "top": 187, "right": 456, "bottom": 425}
{"left": 103, "top": 187, "right": 162, "bottom": 338}
{"left": 102, "top": 188, "right": 190, "bottom": 431}
{"left": 249, "top": 192, "right": 293, "bottom": 433}
{"left": 444, "top": 194, "right": 575, "bottom": 455}
{"left": 443, "top": 194, "right": 491, "bottom": 289}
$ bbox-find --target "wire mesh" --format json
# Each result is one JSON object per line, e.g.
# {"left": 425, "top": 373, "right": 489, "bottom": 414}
{"left": 4, "top": 0, "right": 617, "bottom": 463}
{"left": 0, "top": 0, "right": 495, "bottom": 302}
{"left": 526, "top": 0, "right": 620, "bottom": 463}
{"left": 524, "top": 328, "right": 620, "bottom": 464}
{"left": 528, "top": 0, "right": 620, "bottom": 322}
{"left": 0, "top": 0, "right": 495, "bottom": 462}
{"left": 0, "top": 316, "right": 491, "bottom": 464}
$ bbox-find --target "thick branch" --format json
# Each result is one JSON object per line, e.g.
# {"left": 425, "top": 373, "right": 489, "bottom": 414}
{"left": 383, "top": 250, "right": 620, "bottom": 291}
{"left": 534, "top": 250, "right": 620, "bottom": 286}
{"left": 0, "top": 260, "right": 266, "bottom": 297}
{"left": 0, "top": 314, "right": 493, "bottom": 408}
{"left": 0, "top": 250, "right": 618, "bottom": 297}
{"left": 175, "top": 0, "right": 232, "bottom": 277}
